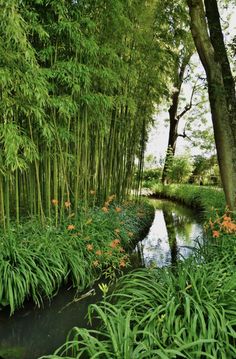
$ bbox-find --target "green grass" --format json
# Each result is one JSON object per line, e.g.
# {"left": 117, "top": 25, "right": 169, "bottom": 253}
{"left": 41, "top": 240, "right": 236, "bottom": 358}
{"left": 0, "top": 199, "right": 154, "bottom": 315}
{"left": 151, "top": 183, "right": 225, "bottom": 215}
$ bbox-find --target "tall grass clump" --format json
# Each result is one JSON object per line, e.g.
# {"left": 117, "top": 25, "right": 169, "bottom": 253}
{"left": 42, "top": 241, "right": 236, "bottom": 358}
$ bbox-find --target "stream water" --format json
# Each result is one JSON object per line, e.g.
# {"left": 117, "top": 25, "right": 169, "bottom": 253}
{"left": 0, "top": 199, "right": 204, "bottom": 359}
{"left": 131, "top": 199, "right": 204, "bottom": 268}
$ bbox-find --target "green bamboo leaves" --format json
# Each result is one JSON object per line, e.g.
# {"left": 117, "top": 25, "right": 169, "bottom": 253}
{"left": 0, "top": 0, "right": 166, "bottom": 226}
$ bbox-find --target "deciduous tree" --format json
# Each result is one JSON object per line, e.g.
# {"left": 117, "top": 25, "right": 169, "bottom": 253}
{"left": 187, "top": 0, "right": 236, "bottom": 209}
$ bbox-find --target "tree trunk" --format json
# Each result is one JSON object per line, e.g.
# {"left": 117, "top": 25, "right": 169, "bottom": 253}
{"left": 204, "top": 0, "right": 236, "bottom": 137}
{"left": 187, "top": 0, "right": 236, "bottom": 210}
{"left": 162, "top": 53, "right": 191, "bottom": 184}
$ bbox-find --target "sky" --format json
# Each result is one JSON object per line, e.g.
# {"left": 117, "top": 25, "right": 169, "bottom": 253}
{"left": 145, "top": 3, "right": 236, "bottom": 164}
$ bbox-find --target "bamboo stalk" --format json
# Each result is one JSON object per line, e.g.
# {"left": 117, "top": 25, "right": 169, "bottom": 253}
{"left": 15, "top": 169, "right": 19, "bottom": 225}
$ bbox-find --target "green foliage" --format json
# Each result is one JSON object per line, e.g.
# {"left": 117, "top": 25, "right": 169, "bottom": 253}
{"left": 41, "top": 240, "right": 236, "bottom": 358}
{"left": 151, "top": 183, "right": 225, "bottom": 214}
{"left": 165, "top": 151, "right": 193, "bottom": 184}
{"left": 154, "top": 0, "right": 193, "bottom": 74}
{"left": 0, "top": 0, "right": 168, "bottom": 227}
{"left": 0, "top": 200, "right": 154, "bottom": 315}
{"left": 191, "top": 155, "right": 220, "bottom": 185}
{"left": 142, "top": 168, "right": 162, "bottom": 181}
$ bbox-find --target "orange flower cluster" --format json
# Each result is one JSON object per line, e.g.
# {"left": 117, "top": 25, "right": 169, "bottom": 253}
{"left": 213, "top": 230, "right": 220, "bottom": 238}
{"left": 86, "top": 244, "right": 93, "bottom": 251}
{"left": 52, "top": 199, "right": 59, "bottom": 206}
{"left": 221, "top": 215, "right": 236, "bottom": 233}
{"left": 67, "top": 224, "right": 75, "bottom": 230}
{"left": 102, "top": 194, "right": 116, "bottom": 212}
{"left": 115, "top": 207, "right": 122, "bottom": 213}
{"left": 110, "top": 239, "right": 120, "bottom": 248}
{"left": 119, "top": 259, "right": 126, "bottom": 268}
{"left": 208, "top": 212, "right": 236, "bottom": 238}
{"left": 65, "top": 201, "right": 71, "bottom": 208}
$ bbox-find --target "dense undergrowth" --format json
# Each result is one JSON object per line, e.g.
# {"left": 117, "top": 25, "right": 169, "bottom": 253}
{"left": 41, "top": 185, "right": 236, "bottom": 359}
{"left": 0, "top": 199, "right": 154, "bottom": 315}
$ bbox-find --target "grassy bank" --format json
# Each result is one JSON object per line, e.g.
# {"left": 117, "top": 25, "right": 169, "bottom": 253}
{"left": 41, "top": 186, "right": 236, "bottom": 359}
{"left": 0, "top": 198, "right": 154, "bottom": 315}
{"left": 151, "top": 183, "right": 225, "bottom": 215}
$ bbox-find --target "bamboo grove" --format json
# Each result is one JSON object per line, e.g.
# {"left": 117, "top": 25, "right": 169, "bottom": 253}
{"left": 0, "top": 0, "right": 170, "bottom": 227}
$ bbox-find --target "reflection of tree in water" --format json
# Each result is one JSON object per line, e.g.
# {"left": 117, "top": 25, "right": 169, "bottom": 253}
{"left": 155, "top": 200, "right": 194, "bottom": 243}
{"left": 130, "top": 242, "right": 145, "bottom": 268}
{"left": 132, "top": 199, "right": 203, "bottom": 269}
{"left": 163, "top": 209, "right": 178, "bottom": 266}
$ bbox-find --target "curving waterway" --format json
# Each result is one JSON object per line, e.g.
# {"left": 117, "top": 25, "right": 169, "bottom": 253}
{"left": 0, "top": 199, "right": 204, "bottom": 359}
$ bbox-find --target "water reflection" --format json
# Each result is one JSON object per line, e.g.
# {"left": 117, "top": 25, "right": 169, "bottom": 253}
{"left": 132, "top": 199, "right": 204, "bottom": 268}
{"left": 163, "top": 210, "right": 178, "bottom": 266}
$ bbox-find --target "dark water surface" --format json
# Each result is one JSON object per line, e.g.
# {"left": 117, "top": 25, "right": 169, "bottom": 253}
{"left": 0, "top": 199, "right": 204, "bottom": 359}
{"left": 0, "top": 284, "right": 102, "bottom": 359}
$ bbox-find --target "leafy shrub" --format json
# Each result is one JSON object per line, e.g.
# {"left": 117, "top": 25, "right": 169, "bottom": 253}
{"left": 190, "top": 155, "right": 221, "bottom": 186}
{"left": 142, "top": 168, "right": 162, "bottom": 182}
{"left": 166, "top": 155, "right": 193, "bottom": 183}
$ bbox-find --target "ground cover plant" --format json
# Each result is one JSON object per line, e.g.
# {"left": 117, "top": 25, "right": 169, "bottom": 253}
{"left": 0, "top": 198, "right": 154, "bottom": 315}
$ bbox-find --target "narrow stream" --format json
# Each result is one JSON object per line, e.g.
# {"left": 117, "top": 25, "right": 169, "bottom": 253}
{"left": 131, "top": 199, "right": 204, "bottom": 268}
{"left": 0, "top": 199, "right": 204, "bottom": 359}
